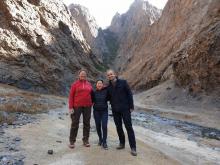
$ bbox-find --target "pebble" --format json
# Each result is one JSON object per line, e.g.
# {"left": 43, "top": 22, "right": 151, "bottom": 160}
{"left": 9, "top": 146, "right": 16, "bottom": 151}
{"left": 13, "top": 137, "right": 22, "bottom": 142}
{"left": 58, "top": 117, "right": 64, "bottom": 120}
{"left": 0, "top": 129, "right": 5, "bottom": 134}
{"left": 0, "top": 97, "right": 6, "bottom": 102}
{"left": 3, "top": 123, "right": 8, "bottom": 127}
{"left": 0, "top": 155, "right": 25, "bottom": 165}
{"left": 48, "top": 150, "right": 53, "bottom": 155}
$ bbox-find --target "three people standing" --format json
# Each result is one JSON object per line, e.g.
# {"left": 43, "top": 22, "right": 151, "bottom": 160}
{"left": 68, "top": 69, "right": 137, "bottom": 156}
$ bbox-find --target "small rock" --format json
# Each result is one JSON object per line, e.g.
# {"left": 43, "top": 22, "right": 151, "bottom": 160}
{"left": 58, "top": 117, "right": 63, "bottom": 120}
{"left": 13, "top": 137, "right": 22, "bottom": 142}
{"left": 1, "top": 156, "right": 8, "bottom": 162}
{"left": 56, "top": 140, "right": 62, "bottom": 143}
{"left": 0, "top": 129, "right": 5, "bottom": 134}
{"left": 209, "top": 132, "right": 218, "bottom": 139}
{"left": 9, "top": 146, "right": 16, "bottom": 151}
{"left": 48, "top": 150, "right": 53, "bottom": 155}
{"left": 16, "top": 160, "right": 24, "bottom": 165}
{"left": 0, "top": 97, "right": 6, "bottom": 102}
{"left": 3, "top": 123, "right": 8, "bottom": 127}
{"left": 172, "top": 96, "right": 177, "bottom": 100}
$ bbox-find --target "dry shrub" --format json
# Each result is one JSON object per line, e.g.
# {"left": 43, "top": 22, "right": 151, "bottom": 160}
{"left": 0, "top": 112, "right": 16, "bottom": 124}
{"left": 0, "top": 103, "right": 47, "bottom": 114}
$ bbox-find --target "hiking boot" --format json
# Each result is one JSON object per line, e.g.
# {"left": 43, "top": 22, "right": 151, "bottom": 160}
{"left": 98, "top": 140, "right": 102, "bottom": 146}
{"left": 68, "top": 143, "right": 75, "bottom": 149}
{"left": 83, "top": 141, "right": 90, "bottom": 147}
{"left": 103, "top": 143, "right": 108, "bottom": 150}
{"left": 131, "top": 148, "right": 137, "bottom": 156}
{"left": 116, "top": 144, "right": 125, "bottom": 150}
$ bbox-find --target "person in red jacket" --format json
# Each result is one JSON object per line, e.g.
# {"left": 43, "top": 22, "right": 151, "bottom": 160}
{"left": 68, "top": 69, "right": 93, "bottom": 148}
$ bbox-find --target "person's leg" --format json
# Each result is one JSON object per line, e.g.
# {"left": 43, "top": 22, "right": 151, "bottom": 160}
{"left": 69, "top": 108, "right": 82, "bottom": 145}
{"left": 93, "top": 110, "right": 102, "bottom": 144}
{"left": 82, "top": 107, "right": 92, "bottom": 145}
{"left": 112, "top": 111, "right": 125, "bottom": 147}
{"left": 101, "top": 110, "right": 108, "bottom": 144}
{"left": 121, "top": 110, "right": 136, "bottom": 150}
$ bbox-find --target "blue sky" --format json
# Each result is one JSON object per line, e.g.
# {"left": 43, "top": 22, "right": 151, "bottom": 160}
{"left": 62, "top": 0, "right": 168, "bottom": 28}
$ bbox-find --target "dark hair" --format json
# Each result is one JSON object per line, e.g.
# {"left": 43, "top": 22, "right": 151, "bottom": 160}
{"left": 78, "top": 69, "right": 87, "bottom": 75}
{"left": 96, "top": 79, "right": 103, "bottom": 84}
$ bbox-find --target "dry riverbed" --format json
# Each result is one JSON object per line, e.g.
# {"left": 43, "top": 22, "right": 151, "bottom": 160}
{"left": 0, "top": 83, "right": 220, "bottom": 165}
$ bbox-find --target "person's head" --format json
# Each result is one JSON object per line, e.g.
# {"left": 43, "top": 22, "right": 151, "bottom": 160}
{"left": 106, "top": 69, "right": 117, "bottom": 81}
{"left": 78, "top": 69, "right": 87, "bottom": 81}
{"left": 96, "top": 80, "right": 104, "bottom": 90}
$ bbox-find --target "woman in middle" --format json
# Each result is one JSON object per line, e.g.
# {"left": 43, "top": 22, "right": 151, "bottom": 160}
{"left": 92, "top": 79, "right": 109, "bottom": 150}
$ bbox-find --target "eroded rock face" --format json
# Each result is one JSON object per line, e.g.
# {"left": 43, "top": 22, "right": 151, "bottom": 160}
{"left": 172, "top": 3, "right": 220, "bottom": 94}
{"left": 109, "top": 0, "right": 161, "bottom": 70}
{"left": 0, "top": 0, "right": 101, "bottom": 95}
{"left": 120, "top": 0, "right": 220, "bottom": 95}
{"left": 69, "top": 4, "right": 110, "bottom": 65}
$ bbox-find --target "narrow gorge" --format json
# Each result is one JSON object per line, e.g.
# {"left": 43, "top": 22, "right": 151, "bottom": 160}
{"left": 0, "top": 0, "right": 219, "bottom": 164}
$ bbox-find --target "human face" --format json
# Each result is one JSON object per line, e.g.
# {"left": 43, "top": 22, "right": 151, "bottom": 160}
{"left": 96, "top": 80, "right": 104, "bottom": 90}
{"left": 107, "top": 70, "right": 116, "bottom": 81}
{"left": 79, "top": 71, "right": 87, "bottom": 80}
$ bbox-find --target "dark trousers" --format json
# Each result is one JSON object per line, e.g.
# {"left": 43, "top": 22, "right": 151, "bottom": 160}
{"left": 93, "top": 110, "right": 108, "bottom": 144}
{"left": 69, "top": 107, "right": 91, "bottom": 144}
{"left": 112, "top": 110, "right": 136, "bottom": 149}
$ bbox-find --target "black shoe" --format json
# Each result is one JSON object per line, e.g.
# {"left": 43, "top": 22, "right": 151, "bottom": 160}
{"left": 131, "top": 148, "right": 137, "bottom": 156}
{"left": 116, "top": 144, "right": 125, "bottom": 150}
{"left": 103, "top": 143, "right": 108, "bottom": 150}
{"left": 98, "top": 140, "right": 102, "bottom": 146}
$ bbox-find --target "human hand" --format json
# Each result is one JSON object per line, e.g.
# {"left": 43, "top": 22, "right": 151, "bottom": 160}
{"left": 69, "top": 109, "right": 74, "bottom": 115}
{"left": 130, "top": 109, "right": 134, "bottom": 113}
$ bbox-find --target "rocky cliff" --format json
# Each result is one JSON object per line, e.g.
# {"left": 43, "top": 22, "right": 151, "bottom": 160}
{"left": 120, "top": 0, "right": 220, "bottom": 95}
{"left": 69, "top": 1, "right": 161, "bottom": 67}
{"left": 0, "top": 0, "right": 102, "bottom": 95}
{"left": 69, "top": 4, "right": 111, "bottom": 65}
{"left": 109, "top": 0, "right": 161, "bottom": 70}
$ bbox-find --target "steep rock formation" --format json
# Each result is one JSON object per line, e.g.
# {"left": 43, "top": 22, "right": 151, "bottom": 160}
{"left": 69, "top": 4, "right": 110, "bottom": 65}
{"left": 109, "top": 0, "right": 161, "bottom": 70}
{"left": 0, "top": 0, "right": 102, "bottom": 95}
{"left": 121, "top": 0, "right": 220, "bottom": 95}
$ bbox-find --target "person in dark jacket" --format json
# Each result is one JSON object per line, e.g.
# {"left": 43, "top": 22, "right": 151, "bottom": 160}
{"left": 92, "top": 80, "right": 109, "bottom": 149}
{"left": 106, "top": 69, "right": 137, "bottom": 156}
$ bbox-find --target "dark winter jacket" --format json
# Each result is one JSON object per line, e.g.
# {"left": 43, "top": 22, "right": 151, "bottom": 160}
{"left": 107, "top": 78, "right": 134, "bottom": 112}
{"left": 92, "top": 87, "right": 109, "bottom": 111}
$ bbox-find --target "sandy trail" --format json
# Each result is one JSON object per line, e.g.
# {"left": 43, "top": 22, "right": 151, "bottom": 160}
{"left": 4, "top": 106, "right": 220, "bottom": 165}
{"left": 4, "top": 107, "right": 179, "bottom": 165}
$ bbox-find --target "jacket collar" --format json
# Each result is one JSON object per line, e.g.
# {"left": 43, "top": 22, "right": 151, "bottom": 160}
{"left": 109, "top": 77, "right": 119, "bottom": 87}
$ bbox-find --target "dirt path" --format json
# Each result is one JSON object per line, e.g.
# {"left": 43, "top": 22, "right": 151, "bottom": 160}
{"left": 4, "top": 107, "right": 179, "bottom": 165}
{"left": 3, "top": 106, "right": 220, "bottom": 165}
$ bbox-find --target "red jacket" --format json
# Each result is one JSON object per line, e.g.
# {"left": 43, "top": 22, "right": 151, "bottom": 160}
{"left": 68, "top": 80, "right": 93, "bottom": 110}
